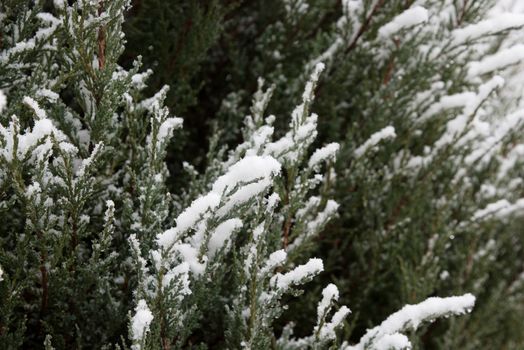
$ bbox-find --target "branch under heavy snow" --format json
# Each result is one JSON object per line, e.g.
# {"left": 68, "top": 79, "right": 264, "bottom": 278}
{"left": 468, "top": 44, "right": 524, "bottom": 79}
{"left": 377, "top": 6, "right": 428, "bottom": 39}
{"left": 471, "top": 198, "right": 524, "bottom": 222}
{"left": 0, "top": 90, "right": 6, "bottom": 113}
{"left": 452, "top": 13, "right": 524, "bottom": 46}
{"left": 345, "top": 294, "right": 475, "bottom": 350}
{"left": 354, "top": 126, "right": 396, "bottom": 159}
{"left": 271, "top": 258, "right": 324, "bottom": 292}
{"left": 130, "top": 300, "right": 154, "bottom": 350}
{"left": 308, "top": 142, "right": 340, "bottom": 170}
{"left": 155, "top": 154, "right": 281, "bottom": 279}
{"left": 0, "top": 13, "right": 61, "bottom": 64}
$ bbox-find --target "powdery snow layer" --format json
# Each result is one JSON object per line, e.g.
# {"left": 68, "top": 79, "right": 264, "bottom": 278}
{"left": 419, "top": 92, "right": 476, "bottom": 122}
{"left": 354, "top": 126, "right": 396, "bottom": 158}
{"left": 452, "top": 13, "right": 524, "bottom": 46}
{"left": 308, "top": 142, "right": 340, "bottom": 169}
{"left": 212, "top": 155, "right": 281, "bottom": 195}
{"left": 156, "top": 193, "right": 221, "bottom": 249}
{"left": 23, "top": 96, "right": 47, "bottom": 119}
{"left": 0, "top": 90, "right": 6, "bottom": 113}
{"left": 260, "top": 249, "right": 287, "bottom": 276}
{"left": 373, "top": 333, "right": 411, "bottom": 350}
{"left": 472, "top": 198, "right": 524, "bottom": 221}
{"left": 468, "top": 44, "right": 524, "bottom": 78}
{"left": 155, "top": 154, "right": 282, "bottom": 281}
{"left": 272, "top": 258, "right": 324, "bottom": 291}
{"left": 347, "top": 294, "right": 475, "bottom": 350}
{"left": 131, "top": 300, "right": 154, "bottom": 341}
{"left": 317, "top": 283, "right": 339, "bottom": 322}
{"left": 157, "top": 117, "right": 183, "bottom": 144}
{"left": 378, "top": 6, "right": 429, "bottom": 38}
{"left": 207, "top": 218, "right": 243, "bottom": 258}
{"left": 318, "top": 305, "right": 351, "bottom": 341}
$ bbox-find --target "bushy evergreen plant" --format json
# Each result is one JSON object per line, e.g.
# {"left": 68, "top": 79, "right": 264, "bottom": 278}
{"left": 1, "top": 0, "right": 523, "bottom": 349}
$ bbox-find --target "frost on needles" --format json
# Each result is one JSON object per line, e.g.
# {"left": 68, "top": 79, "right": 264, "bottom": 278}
{"left": 2, "top": 0, "right": 524, "bottom": 349}
{"left": 127, "top": 63, "right": 352, "bottom": 349}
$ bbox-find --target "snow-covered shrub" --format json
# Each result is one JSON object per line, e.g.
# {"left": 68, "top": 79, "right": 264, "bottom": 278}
{"left": 126, "top": 62, "right": 351, "bottom": 349}
{"left": 302, "top": 1, "right": 524, "bottom": 348}
{"left": 1, "top": 0, "right": 523, "bottom": 349}
{"left": 0, "top": 1, "right": 352, "bottom": 348}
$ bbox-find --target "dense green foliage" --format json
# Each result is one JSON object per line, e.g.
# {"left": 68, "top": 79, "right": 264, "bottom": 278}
{"left": 123, "top": 1, "right": 524, "bottom": 347}
{"left": 122, "top": 0, "right": 524, "bottom": 348}
{"left": 1, "top": 0, "right": 524, "bottom": 349}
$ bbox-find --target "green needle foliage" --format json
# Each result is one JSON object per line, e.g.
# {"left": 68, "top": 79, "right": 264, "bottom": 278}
{"left": 0, "top": 0, "right": 523, "bottom": 349}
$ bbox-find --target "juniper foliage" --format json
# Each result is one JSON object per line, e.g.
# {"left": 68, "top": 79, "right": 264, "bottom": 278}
{"left": 0, "top": 0, "right": 523, "bottom": 349}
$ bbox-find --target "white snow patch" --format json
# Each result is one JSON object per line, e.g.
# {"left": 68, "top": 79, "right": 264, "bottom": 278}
{"left": 23, "top": 96, "right": 47, "bottom": 120}
{"left": 308, "top": 143, "right": 340, "bottom": 169}
{"left": 131, "top": 300, "right": 154, "bottom": 344}
{"left": 212, "top": 156, "right": 281, "bottom": 195}
{"left": 348, "top": 294, "right": 475, "bottom": 350}
{"left": 468, "top": 44, "right": 524, "bottom": 78}
{"left": 0, "top": 90, "right": 6, "bottom": 113}
{"left": 378, "top": 6, "right": 429, "bottom": 38}
{"left": 354, "top": 126, "right": 396, "bottom": 158}
{"left": 373, "top": 333, "right": 411, "bottom": 350}
{"left": 452, "top": 13, "right": 524, "bottom": 46}
{"left": 272, "top": 258, "right": 324, "bottom": 291}
{"left": 157, "top": 192, "right": 221, "bottom": 249}
{"left": 207, "top": 218, "right": 243, "bottom": 258}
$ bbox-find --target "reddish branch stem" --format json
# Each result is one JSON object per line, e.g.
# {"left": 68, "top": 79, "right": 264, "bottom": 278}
{"left": 98, "top": 0, "right": 106, "bottom": 70}
{"left": 37, "top": 231, "right": 48, "bottom": 313}
{"left": 382, "top": 38, "right": 400, "bottom": 86}
{"left": 457, "top": 0, "right": 469, "bottom": 27}
{"left": 345, "top": 0, "right": 386, "bottom": 55}
{"left": 162, "top": 337, "right": 171, "bottom": 350}
{"left": 283, "top": 216, "right": 292, "bottom": 249}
